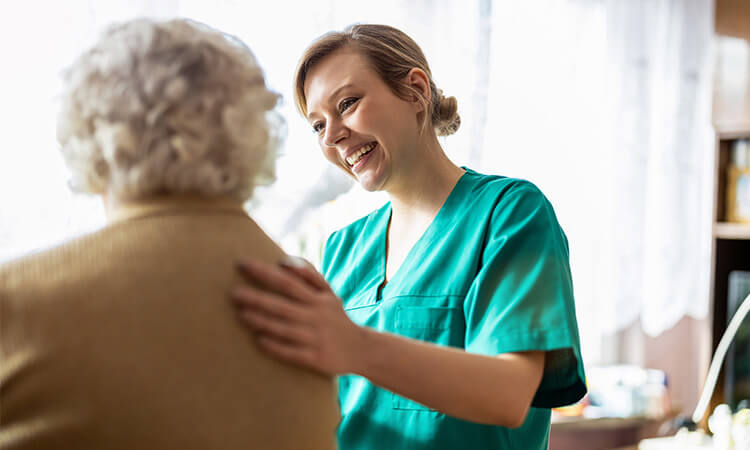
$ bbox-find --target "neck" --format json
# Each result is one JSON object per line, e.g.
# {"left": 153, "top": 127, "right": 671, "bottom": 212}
{"left": 102, "top": 191, "right": 119, "bottom": 221}
{"left": 386, "top": 132, "right": 465, "bottom": 220}
{"left": 102, "top": 192, "right": 245, "bottom": 223}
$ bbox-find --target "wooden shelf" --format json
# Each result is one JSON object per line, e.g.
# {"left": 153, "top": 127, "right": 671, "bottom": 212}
{"left": 550, "top": 410, "right": 680, "bottom": 450}
{"left": 713, "top": 222, "right": 750, "bottom": 239}
{"left": 551, "top": 413, "right": 676, "bottom": 432}
{"left": 715, "top": 123, "right": 750, "bottom": 140}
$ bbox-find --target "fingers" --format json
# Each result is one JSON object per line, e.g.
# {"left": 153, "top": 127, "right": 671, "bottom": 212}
{"left": 232, "top": 286, "right": 310, "bottom": 324}
{"left": 236, "top": 258, "right": 317, "bottom": 304}
{"left": 233, "top": 286, "right": 317, "bottom": 353}
{"left": 280, "top": 255, "right": 316, "bottom": 270}
{"left": 231, "top": 256, "right": 341, "bottom": 376}
{"left": 279, "top": 256, "right": 332, "bottom": 292}
{"left": 255, "top": 335, "right": 317, "bottom": 370}
{"left": 240, "top": 309, "right": 314, "bottom": 345}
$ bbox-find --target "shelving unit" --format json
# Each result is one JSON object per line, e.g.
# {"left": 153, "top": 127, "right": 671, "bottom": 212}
{"left": 706, "top": 124, "right": 750, "bottom": 422}
{"left": 713, "top": 222, "right": 750, "bottom": 240}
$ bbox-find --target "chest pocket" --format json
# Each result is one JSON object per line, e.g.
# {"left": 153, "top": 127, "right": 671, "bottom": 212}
{"left": 392, "top": 305, "right": 464, "bottom": 411}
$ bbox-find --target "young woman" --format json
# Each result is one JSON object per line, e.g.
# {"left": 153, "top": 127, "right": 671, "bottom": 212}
{"left": 232, "top": 24, "right": 586, "bottom": 450}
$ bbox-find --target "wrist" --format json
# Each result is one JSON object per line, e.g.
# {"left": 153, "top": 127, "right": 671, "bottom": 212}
{"left": 348, "top": 324, "right": 377, "bottom": 376}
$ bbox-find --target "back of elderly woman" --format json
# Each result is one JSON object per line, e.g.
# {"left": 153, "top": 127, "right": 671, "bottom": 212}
{"left": 0, "top": 18, "right": 338, "bottom": 450}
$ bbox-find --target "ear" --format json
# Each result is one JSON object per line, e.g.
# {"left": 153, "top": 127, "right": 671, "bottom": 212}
{"left": 405, "top": 68, "right": 430, "bottom": 112}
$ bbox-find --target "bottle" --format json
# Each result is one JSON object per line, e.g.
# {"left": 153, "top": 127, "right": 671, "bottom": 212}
{"left": 727, "top": 139, "right": 750, "bottom": 223}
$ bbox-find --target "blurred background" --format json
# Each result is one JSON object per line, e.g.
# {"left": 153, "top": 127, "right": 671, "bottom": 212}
{"left": 1, "top": 1, "right": 748, "bottom": 448}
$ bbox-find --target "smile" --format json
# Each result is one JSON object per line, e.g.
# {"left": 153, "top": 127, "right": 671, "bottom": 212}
{"left": 346, "top": 142, "right": 377, "bottom": 166}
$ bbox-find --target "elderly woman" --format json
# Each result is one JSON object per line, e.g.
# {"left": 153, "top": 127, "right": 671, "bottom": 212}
{"left": 0, "top": 18, "right": 338, "bottom": 450}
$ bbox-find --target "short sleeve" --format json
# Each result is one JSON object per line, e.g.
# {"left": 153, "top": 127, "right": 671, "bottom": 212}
{"left": 463, "top": 184, "right": 586, "bottom": 408}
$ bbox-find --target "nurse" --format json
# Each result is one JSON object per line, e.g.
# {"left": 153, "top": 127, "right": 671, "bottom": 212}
{"left": 232, "top": 24, "right": 586, "bottom": 450}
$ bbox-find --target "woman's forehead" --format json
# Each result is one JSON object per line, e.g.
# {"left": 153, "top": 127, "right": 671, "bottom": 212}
{"left": 304, "top": 49, "right": 375, "bottom": 112}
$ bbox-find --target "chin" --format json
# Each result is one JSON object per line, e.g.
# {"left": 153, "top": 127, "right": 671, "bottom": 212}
{"left": 359, "top": 183, "right": 381, "bottom": 192}
{"left": 356, "top": 173, "right": 387, "bottom": 192}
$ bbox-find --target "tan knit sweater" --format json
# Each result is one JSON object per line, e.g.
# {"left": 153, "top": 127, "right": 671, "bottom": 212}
{"left": 0, "top": 197, "right": 339, "bottom": 450}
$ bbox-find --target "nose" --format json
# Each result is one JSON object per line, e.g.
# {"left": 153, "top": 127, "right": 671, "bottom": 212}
{"left": 323, "top": 118, "right": 348, "bottom": 148}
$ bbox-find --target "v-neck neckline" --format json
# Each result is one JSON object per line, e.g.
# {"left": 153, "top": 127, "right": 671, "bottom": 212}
{"left": 375, "top": 168, "right": 471, "bottom": 298}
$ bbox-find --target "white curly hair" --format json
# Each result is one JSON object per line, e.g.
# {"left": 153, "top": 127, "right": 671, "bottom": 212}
{"left": 57, "top": 18, "right": 283, "bottom": 201}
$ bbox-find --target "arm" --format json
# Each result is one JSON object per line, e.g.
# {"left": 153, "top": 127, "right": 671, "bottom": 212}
{"left": 356, "top": 328, "right": 543, "bottom": 427}
{"left": 231, "top": 258, "right": 544, "bottom": 428}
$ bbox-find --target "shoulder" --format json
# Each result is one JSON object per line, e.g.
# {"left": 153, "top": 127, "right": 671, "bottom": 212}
{"left": 0, "top": 228, "right": 108, "bottom": 298}
{"left": 325, "top": 215, "right": 368, "bottom": 250}
{"left": 462, "top": 169, "right": 565, "bottom": 244}
{"left": 324, "top": 203, "right": 387, "bottom": 253}
{"left": 462, "top": 168, "right": 551, "bottom": 211}
{"left": 320, "top": 202, "right": 388, "bottom": 279}
{"left": 0, "top": 234, "right": 90, "bottom": 332}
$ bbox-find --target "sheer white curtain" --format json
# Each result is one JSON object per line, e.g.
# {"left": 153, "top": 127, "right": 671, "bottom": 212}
{"left": 0, "top": 0, "right": 714, "bottom": 365}
{"left": 601, "top": 0, "right": 714, "bottom": 338}
{"left": 475, "top": 0, "right": 715, "bottom": 361}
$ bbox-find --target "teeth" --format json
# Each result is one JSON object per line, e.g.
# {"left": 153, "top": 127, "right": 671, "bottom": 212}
{"left": 346, "top": 143, "right": 376, "bottom": 166}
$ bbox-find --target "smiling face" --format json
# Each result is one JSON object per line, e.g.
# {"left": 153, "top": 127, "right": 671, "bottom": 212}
{"left": 303, "top": 47, "right": 424, "bottom": 192}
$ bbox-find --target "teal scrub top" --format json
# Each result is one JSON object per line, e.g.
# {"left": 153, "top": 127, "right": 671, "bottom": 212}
{"left": 321, "top": 168, "right": 586, "bottom": 450}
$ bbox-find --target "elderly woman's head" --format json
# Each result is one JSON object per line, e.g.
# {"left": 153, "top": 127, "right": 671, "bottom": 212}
{"left": 57, "top": 18, "right": 281, "bottom": 202}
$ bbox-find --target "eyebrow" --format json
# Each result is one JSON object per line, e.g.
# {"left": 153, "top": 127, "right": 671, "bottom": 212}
{"left": 307, "top": 83, "right": 355, "bottom": 120}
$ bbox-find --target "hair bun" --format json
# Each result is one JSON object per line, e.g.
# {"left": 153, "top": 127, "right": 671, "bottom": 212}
{"left": 436, "top": 95, "right": 460, "bottom": 136}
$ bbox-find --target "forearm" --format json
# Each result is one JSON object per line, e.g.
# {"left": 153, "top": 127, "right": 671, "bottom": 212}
{"left": 351, "top": 327, "right": 544, "bottom": 427}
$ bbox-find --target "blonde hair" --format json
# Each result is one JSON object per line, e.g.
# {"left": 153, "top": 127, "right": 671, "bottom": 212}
{"left": 57, "top": 18, "right": 283, "bottom": 201}
{"left": 294, "top": 24, "right": 460, "bottom": 137}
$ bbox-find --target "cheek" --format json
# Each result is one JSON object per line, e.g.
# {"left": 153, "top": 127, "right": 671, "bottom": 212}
{"left": 321, "top": 146, "right": 341, "bottom": 166}
{"left": 371, "top": 105, "right": 413, "bottom": 142}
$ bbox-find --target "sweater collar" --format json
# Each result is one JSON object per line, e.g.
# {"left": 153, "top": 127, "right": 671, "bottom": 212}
{"left": 107, "top": 195, "right": 248, "bottom": 224}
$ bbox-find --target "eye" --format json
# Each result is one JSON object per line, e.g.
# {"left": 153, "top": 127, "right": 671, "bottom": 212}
{"left": 338, "top": 97, "right": 359, "bottom": 113}
{"left": 312, "top": 122, "right": 325, "bottom": 134}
